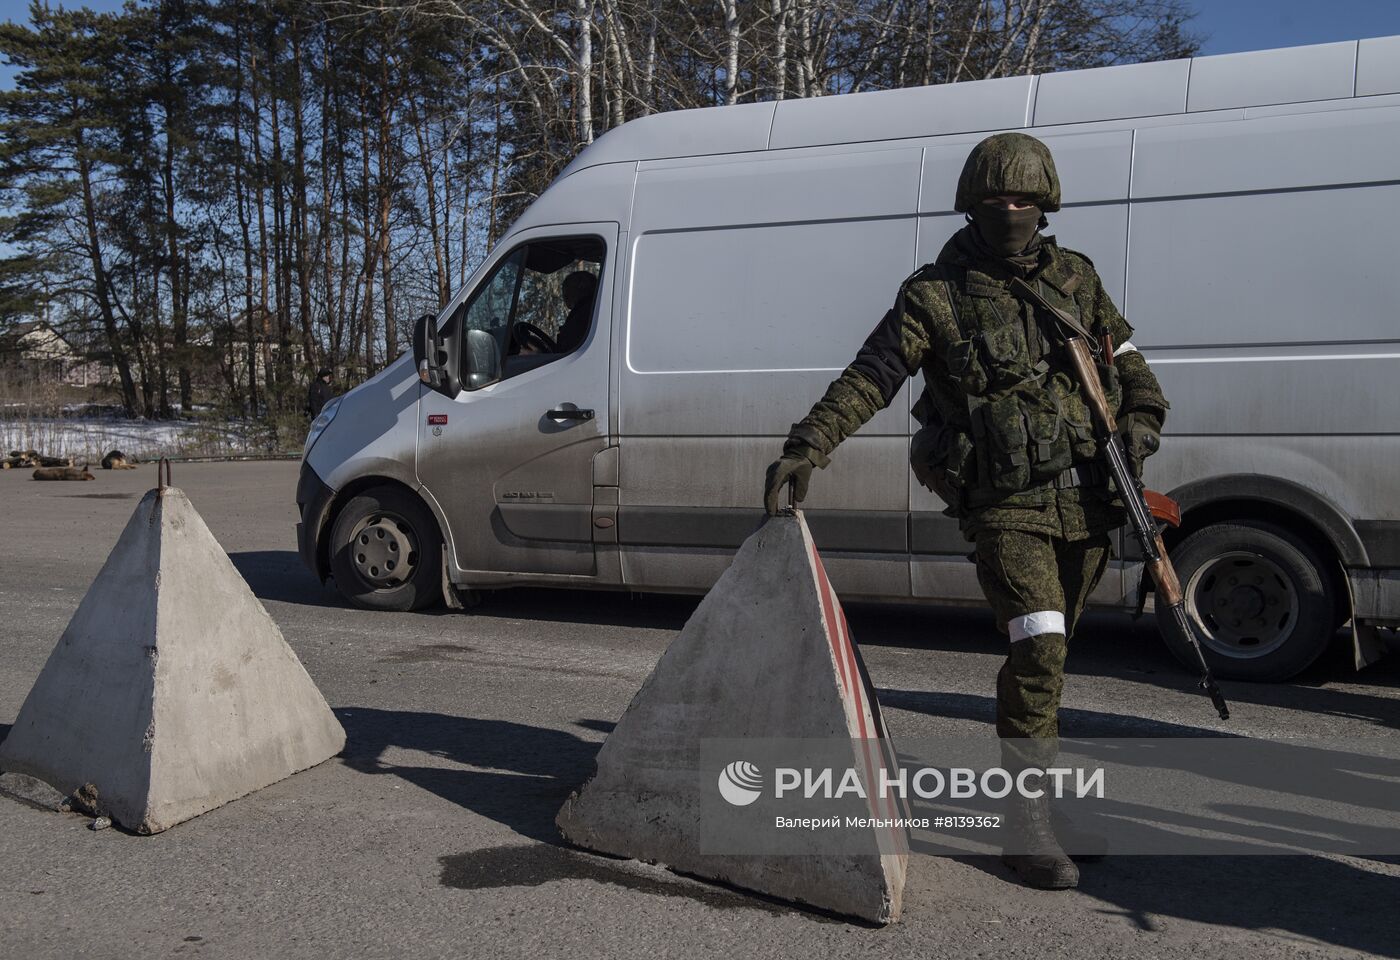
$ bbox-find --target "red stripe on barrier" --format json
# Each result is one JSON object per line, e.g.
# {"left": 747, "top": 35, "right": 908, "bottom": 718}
{"left": 811, "top": 544, "right": 869, "bottom": 741}
{"left": 804, "top": 522, "right": 904, "bottom": 845}
{"left": 859, "top": 737, "right": 903, "bottom": 844}
{"left": 836, "top": 604, "right": 870, "bottom": 735}
{"left": 826, "top": 572, "right": 865, "bottom": 738}
{"left": 808, "top": 536, "right": 851, "bottom": 700}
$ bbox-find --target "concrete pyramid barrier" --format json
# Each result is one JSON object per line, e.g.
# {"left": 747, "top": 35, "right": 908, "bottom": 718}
{"left": 0, "top": 483, "right": 345, "bottom": 834}
{"left": 557, "top": 512, "right": 907, "bottom": 923}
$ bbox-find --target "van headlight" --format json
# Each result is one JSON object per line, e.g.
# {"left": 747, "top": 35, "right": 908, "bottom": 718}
{"left": 304, "top": 396, "right": 342, "bottom": 458}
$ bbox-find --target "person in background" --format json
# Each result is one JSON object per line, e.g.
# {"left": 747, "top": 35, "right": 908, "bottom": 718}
{"left": 306, "top": 367, "right": 335, "bottom": 418}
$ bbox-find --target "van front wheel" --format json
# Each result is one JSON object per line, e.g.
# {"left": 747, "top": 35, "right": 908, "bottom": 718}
{"left": 1164, "top": 520, "right": 1333, "bottom": 682}
{"left": 329, "top": 486, "right": 443, "bottom": 611}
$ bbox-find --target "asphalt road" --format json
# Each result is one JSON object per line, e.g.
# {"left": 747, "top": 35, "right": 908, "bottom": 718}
{"left": 1, "top": 461, "right": 1397, "bottom": 959}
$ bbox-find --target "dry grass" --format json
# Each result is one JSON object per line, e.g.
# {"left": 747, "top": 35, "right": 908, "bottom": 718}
{"left": 0, "top": 375, "right": 305, "bottom": 462}
{"left": 0, "top": 413, "right": 309, "bottom": 462}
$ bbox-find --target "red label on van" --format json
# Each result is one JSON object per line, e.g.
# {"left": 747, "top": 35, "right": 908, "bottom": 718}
{"left": 427, "top": 414, "right": 448, "bottom": 425}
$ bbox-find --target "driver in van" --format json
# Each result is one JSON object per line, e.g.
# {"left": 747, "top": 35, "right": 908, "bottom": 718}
{"left": 556, "top": 270, "right": 598, "bottom": 354}
{"left": 512, "top": 270, "right": 598, "bottom": 357}
{"left": 763, "top": 132, "right": 1170, "bottom": 891}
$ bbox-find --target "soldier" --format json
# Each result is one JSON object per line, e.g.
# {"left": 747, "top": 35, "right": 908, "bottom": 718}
{"left": 763, "top": 132, "right": 1168, "bottom": 890}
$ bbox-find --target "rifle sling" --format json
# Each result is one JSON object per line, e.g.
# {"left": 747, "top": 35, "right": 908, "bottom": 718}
{"left": 1007, "top": 276, "right": 1097, "bottom": 346}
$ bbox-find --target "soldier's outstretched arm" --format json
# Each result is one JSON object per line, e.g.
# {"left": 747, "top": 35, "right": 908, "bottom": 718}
{"left": 763, "top": 280, "right": 936, "bottom": 514}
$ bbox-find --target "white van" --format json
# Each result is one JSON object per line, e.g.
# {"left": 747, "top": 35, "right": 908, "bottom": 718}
{"left": 297, "top": 36, "right": 1400, "bottom": 682}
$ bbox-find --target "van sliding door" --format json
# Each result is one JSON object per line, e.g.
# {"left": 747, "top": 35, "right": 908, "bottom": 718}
{"left": 615, "top": 147, "right": 923, "bottom": 601}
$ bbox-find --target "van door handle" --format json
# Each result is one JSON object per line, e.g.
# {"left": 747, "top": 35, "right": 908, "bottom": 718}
{"left": 546, "top": 406, "right": 594, "bottom": 422}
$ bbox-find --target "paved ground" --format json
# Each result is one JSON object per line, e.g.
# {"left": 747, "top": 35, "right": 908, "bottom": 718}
{"left": 0, "top": 461, "right": 1396, "bottom": 959}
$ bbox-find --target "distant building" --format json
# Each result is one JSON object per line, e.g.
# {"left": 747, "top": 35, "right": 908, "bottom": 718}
{"left": 1, "top": 320, "right": 72, "bottom": 362}
{"left": 1, "top": 321, "right": 73, "bottom": 378}
{"left": 0, "top": 321, "right": 122, "bottom": 387}
{"left": 196, "top": 312, "right": 309, "bottom": 384}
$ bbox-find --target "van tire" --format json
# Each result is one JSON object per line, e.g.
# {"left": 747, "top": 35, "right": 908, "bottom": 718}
{"left": 1163, "top": 520, "right": 1333, "bottom": 682}
{"left": 329, "top": 486, "right": 443, "bottom": 611}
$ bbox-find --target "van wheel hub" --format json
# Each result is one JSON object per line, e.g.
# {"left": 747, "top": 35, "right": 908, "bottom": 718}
{"left": 348, "top": 514, "right": 418, "bottom": 587}
{"left": 1186, "top": 551, "right": 1298, "bottom": 659}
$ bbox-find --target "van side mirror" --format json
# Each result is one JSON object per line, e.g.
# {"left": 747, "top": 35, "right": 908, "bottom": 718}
{"left": 413, "top": 312, "right": 461, "bottom": 397}
{"left": 412, "top": 313, "right": 435, "bottom": 375}
{"left": 463, "top": 329, "right": 502, "bottom": 390}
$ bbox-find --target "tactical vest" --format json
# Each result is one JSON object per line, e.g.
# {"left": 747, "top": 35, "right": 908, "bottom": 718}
{"left": 910, "top": 256, "right": 1123, "bottom": 509}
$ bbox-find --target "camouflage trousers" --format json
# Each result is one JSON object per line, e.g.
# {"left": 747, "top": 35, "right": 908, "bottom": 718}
{"left": 972, "top": 528, "right": 1111, "bottom": 750}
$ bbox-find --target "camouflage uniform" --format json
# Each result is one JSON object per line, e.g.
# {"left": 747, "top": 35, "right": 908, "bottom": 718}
{"left": 784, "top": 133, "right": 1169, "bottom": 747}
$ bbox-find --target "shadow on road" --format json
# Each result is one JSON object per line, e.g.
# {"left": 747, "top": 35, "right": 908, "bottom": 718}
{"left": 921, "top": 849, "right": 1400, "bottom": 956}
{"left": 479, "top": 588, "right": 1400, "bottom": 724}
{"left": 1078, "top": 854, "right": 1399, "bottom": 957}
{"left": 480, "top": 587, "right": 700, "bottom": 632}
{"left": 228, "top": 550, "right": 343, "bottom": 609}
{"left": 1167, "top": 653, "right": 1400, "bottom": 732}
{"left": 889, "top": 686, "right": 1400, "bottom": 953}
{"left": 884, "top": 687, "right": 1400, "bottom": 811}
{"left": 863, "top": 599, "right": 1400, "bottom": 731}
{"left": 1063, "top": 621, "right": 1400, "bottom": 733}
{"left": 878, "top": 687, "right": 1230, "bottom": 738}
{"left": 334, "top": 705, "right": 1400, "bottom": 941}
{"left": 336, "top": 707, "right": 819, "bottom": 917}
{"left": 437, "top": 844, "right": 797, "bottom": 917}
{"left": 337, "top": 706, "right": 604, "bottom": 843}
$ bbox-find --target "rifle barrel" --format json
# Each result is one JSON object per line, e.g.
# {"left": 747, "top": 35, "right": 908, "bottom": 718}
{"left": 1168, "top": 602, "right": 1231, "bottom": 720}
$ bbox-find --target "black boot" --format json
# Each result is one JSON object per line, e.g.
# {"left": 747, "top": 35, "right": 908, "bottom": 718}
{"left": 1001, "top": 779, "right": 1078, "bottom": 890}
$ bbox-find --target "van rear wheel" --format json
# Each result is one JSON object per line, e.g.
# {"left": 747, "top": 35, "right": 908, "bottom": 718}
{"left": 329, "top": 486, "right": 443, "bottom": 611}
{"left": 1164, "top": 520, "right": 1333, "bottom": 682}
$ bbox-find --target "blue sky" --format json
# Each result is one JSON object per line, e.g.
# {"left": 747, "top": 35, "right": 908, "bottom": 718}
{"left": 1, "top": 0, "right": 1399, "bottom": 87}
{"left": 1192, "top": 0, "right": 1400, "bottom": 54}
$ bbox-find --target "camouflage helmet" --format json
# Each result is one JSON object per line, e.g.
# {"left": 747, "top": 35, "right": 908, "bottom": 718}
{"left": 954, "top": 132, "right": 1061, "bottom": 213}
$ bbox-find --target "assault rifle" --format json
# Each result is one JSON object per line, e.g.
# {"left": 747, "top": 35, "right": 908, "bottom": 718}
{"left": 1009, "top": 277, "right": 1230, "bottom": 721}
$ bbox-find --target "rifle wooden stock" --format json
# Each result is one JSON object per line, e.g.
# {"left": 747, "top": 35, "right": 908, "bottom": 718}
{"left": 1147, "top": 531, "right": 1184, "bottom": 607}
{"left": 1063, "top": 337, "right": 1117, "bottom": 433}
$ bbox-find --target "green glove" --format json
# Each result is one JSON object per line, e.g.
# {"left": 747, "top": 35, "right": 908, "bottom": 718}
{"left": 1119, "top": 411, "right": 1162, "bottom": 477}
{"left": 763, "top": 441, "right": 830, "bottom": 515}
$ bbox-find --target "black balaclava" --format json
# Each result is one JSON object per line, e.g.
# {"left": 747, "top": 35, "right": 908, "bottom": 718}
{"left": 967, "top": 203, "right": 1045, "bottom": 257}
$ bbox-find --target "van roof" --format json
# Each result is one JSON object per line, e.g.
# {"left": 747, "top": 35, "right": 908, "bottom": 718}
{"left": 561, "top": 34, "right": 1400, "bottom": 177}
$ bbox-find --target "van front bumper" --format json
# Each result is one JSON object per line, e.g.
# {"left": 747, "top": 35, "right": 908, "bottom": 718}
{"left": 296, "top": 461, "right": 335, "bottom": 581}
